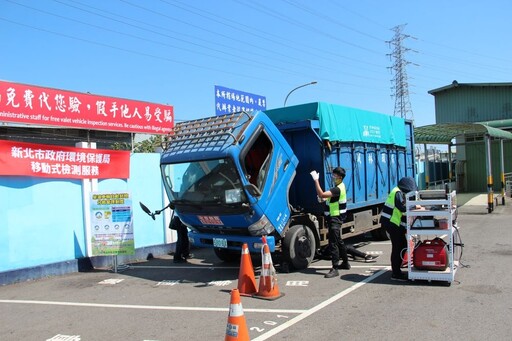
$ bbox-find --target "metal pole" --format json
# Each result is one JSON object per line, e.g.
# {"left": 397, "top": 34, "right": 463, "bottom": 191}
{"left": 448, "top": 143, "right": 453, "bottom": 191}
{"left": 424, "top": 144, "right": 429, "bottom": 189}
{"left": 433, "top": 148, "right": 437, "bottom": 188}
{"left": 111, "top": 254, "right": 129, "bottom": 273}
{"left": 113, "top": 255, "right": 118, "bottom": 273}
{"left": 284, "top": 81, "right": 317, "bottom": 107}
{"left": 500, "top": 139, "right": 505, "bottom": 205}
{"left": 485, "top": 134, "right": 493, "bottom": 213}
{"left": 77, "top": 141, "right": 98, "bottom": 257}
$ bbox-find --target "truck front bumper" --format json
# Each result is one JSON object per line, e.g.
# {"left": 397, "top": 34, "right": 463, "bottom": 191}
{"left": 188, "top": 232, "right": 276, "bottom": 253}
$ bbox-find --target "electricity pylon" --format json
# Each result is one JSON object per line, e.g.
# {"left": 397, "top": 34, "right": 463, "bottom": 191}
{"left": 387, "top": 24, "right": 418, "bottom": 120}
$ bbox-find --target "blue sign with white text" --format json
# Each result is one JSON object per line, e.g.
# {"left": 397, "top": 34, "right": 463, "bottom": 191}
{"left": 215, "top": 85, "right": 266, "bottom": 116}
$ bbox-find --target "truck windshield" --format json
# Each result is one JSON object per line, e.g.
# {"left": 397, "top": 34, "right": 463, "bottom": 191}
{"left": 161, "top": 158, "right": 247, "bottom": 205}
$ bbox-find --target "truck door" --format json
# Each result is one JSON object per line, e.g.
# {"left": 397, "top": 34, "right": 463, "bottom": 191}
{"left": 240, "top": 120, "right": 297, "bottom": 235}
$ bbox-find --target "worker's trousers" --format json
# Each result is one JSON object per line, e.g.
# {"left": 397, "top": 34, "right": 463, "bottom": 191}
{"left": 328, "top": 216, "right": 348, "bottom": 268}
{"left": 384, "top": 223, "right": 407, "bottom": 276}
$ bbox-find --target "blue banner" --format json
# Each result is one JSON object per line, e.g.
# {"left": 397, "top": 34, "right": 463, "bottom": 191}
{"left": 215, "top": 85, "right": 266, "bottom": 116}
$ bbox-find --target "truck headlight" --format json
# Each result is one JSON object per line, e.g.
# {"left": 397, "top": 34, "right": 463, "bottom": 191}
{"left": 248, "top": 215, "right": 275, "bottom": 236}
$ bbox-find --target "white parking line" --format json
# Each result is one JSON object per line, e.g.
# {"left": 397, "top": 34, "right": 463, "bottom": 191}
{"left": 252, "top": 267, "right": 390, "bottom": 341}
{"left": 369, "top": 241, "right": 392, "bottom": 245}
{"left": 1, "top": 266, "right": 391, "bottom": 340}
{"left": 128, "top": 265, "right": 237, "bottom": 269}
{"left": 309, "top": 265, "right": 388, "bottom": 269}
{"left": 0, "top": 299, "right": 306, "bottom": 314}
{"left": 130, "top": 264, "right": 388, "bottom": 270}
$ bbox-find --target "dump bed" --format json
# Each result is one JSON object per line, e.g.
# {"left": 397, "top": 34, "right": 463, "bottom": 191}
{"left": 265, "top": 102, "right": 415, "bottom": 216}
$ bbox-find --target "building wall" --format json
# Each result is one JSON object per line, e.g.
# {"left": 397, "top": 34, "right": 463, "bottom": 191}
{"left": 435, "top": 85, "right": 512, "bottom": 124}
{"left": 431, "top": 83, "right": 512, "bottom": 192}
{"left": 464, "top": 139, "right": 512, "bottom": 192}
{"left": 0, "top": 153, "right": 172, "bottom": 284}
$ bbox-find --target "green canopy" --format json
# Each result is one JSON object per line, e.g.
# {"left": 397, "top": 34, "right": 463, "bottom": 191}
{"left": 414, "top": 123, "right": 512, "bottom": 144}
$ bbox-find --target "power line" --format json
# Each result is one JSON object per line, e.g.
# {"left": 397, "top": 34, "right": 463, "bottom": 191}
{"left": 154, "top": 0, "right": 387, "bottom": 71}
{"left": 231, "top": 0, "right": 386, "bottom": 66}
{"left": 3, "top": 0, "right": 391, "bottom": 90}
{"left": 282, "top": 0, "right": 384, "bottom": 42}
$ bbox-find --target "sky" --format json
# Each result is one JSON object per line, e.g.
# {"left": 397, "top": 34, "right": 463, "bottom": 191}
{"left": 1, "top": 0, "right": 512, "bottom": 129}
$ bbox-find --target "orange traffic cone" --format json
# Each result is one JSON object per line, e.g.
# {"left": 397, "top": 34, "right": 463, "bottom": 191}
{"left": 237, "top": 243, "right": 258, "bottom": 296}
{"left": 225, "top": 289, "right": 250, "bottom": 341}
{"left": 253, "top": 238, "right": 284, "bottom": 300}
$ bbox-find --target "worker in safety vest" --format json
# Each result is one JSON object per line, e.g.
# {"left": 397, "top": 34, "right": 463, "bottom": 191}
{"left": 380, "top": 176, "right": 418, "bottom": 281}
{"left": 310, "top": 167, "right": 351, "bottom": 278}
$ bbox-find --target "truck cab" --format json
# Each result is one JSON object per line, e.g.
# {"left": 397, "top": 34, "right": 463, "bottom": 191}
{"left": 160, "top": 111, "right": 298, "bottom": 261}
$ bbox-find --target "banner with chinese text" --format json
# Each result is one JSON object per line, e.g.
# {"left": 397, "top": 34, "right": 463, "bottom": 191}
{"left": 215, "top": 85, "right": 266, "bottom": 116}
{"left": 90, "top": 191, "right": 135, "bottom": 256}
{"left": 0, "top": 80, "right": 174, "bottom": 134}
{"left": 0, "top": 140, "right": 130, "bottom": 179}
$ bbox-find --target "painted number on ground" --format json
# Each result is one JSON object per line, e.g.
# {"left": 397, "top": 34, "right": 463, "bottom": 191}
{"left": 207, "top": 280, "right": 232, "bottom": 286}
{"left": 98, "top": 278, "right": 124, "bottom": 285}
{"left": 285, "top": 280, "right": 309, "bottom": 286}
{"left": 156, "top": 280, "right": 180, "bottom": 286}
{"left": 46, "top": 334, "right": 81, "bottom": 341}
{"left": 250, "top": 315, "right": 290, "bottom": 333}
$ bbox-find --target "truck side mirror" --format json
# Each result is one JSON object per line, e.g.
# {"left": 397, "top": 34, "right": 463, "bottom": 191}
{"left": 139, "top": 202, "right": 155, "bottom": 220}
{"left": 244, "top": 183, "right": 262, "bottom": 198}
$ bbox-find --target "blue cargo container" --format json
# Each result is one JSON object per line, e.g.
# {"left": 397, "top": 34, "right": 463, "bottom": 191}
{"left": 158, "top": 102, "right": 414, "bottom": 270}
{"left": 265, "top": 102, "right": 415, "bottom": 239}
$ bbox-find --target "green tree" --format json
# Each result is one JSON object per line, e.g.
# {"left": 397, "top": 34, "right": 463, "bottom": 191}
{"left": 111, "top": 135, "right": 166, "bottom": 153}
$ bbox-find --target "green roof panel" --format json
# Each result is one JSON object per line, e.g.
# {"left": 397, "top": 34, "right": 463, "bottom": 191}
{"left": 414, "top": 123, "right": 512, "bottom": 144}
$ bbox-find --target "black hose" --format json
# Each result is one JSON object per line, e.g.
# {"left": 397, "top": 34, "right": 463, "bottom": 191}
{"left": 453, "top": 223, "right": 468, "bottom": 268}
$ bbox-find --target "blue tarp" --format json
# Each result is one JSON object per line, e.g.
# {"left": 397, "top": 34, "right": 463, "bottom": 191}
{"left": 264, "top": 102, "right": 407, "bottom": 147}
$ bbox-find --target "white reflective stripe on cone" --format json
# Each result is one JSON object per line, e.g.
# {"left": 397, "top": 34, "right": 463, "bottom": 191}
{"left": 229, "top": 303, "right": 244, "bottom": 317}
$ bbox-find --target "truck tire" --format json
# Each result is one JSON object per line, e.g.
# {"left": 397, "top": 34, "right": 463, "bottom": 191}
{"left": 283, "top": 224, "right": 316, "bottom": 270}
{"left": 371, "top": 226, "right": 390, "bottom": 241}
{"left": 213, "top": 248, "right": 241, "bottom": 263}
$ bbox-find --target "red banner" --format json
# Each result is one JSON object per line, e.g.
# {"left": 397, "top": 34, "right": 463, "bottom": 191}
{"left": 0, "top": 140, "right": 130, "bottom": 179}
{"left": 0, "top": 80, "right": 173, "bottom": 134}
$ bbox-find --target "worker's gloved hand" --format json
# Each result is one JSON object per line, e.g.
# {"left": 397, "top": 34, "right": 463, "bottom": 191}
{"left": 317, "top": 195, "right": 323, "bottom": 203}
{"left": 310, "top": 170, "right": 319, "bottom": 181}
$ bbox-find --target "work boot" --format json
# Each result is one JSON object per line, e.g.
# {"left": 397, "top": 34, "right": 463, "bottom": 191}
{"left": 364, "top": 254, "right": 379, "bottom": 263}
{"left": 324, "top": 268, "right": 339, "bottom": 278}
{"left": 173, "top": 257, "right": 187, "bottom": 264}
{"left": 391, "top": 272, "right": 408, "bottom": 282}
{"left": 339, "top": 261, "right": 351, "bottom": 270}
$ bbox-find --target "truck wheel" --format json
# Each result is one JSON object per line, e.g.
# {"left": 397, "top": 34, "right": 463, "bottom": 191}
{"left": 371, "top": 226, "right": 390, "bottom": 241}
{"left": 213, "top": 248, "right": 241, "bottom": 263}
{"left": 283, "top": 225, "right": 316, "bottom": 270}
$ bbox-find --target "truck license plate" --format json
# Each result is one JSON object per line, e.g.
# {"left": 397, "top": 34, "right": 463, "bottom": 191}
{"left": 213, "top": 238, "right": 227, "bottom": 248}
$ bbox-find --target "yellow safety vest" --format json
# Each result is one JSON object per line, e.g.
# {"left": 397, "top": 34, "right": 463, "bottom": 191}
{"left": 381, "top": 186, "right": 406, "bottom": 228}
{"left": 327, "top": 182, "right": 347, "bottom": 217}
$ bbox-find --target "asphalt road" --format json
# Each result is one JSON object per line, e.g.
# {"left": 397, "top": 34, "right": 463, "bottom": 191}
{"left": 1, "top": 199, "right": 511, "bottom": 341}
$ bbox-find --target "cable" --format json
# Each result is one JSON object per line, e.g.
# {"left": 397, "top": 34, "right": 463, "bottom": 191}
{"left": 156, "top": 0, "right": 382, "bottom": 73}
{"left": 452, "top": 223, "right": 468, "bottom": 268}
{"left": 8, "top": 0, "right": 312, "bottom": 78}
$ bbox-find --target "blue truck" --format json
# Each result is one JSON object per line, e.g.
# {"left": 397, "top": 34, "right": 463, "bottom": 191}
{"left": 159, "top": 102, "right": 415, "bottom": 270}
